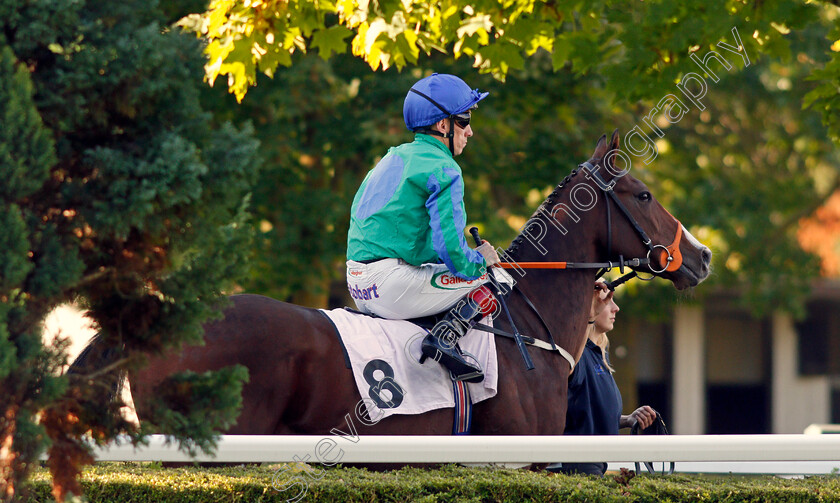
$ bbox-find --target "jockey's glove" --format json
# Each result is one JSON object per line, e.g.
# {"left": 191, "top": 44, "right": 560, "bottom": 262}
{"left": 475, "top": 240, "right": 501, "bottom": 267}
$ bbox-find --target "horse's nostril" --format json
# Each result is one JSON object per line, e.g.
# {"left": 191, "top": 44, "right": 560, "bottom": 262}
{"left": 702, "top": 248, "right": 712, "bottom": 267}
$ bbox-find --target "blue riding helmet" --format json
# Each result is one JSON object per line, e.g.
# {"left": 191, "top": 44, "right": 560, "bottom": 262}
{"left": 403, "top": 73, "right": 489, "bottom": 131}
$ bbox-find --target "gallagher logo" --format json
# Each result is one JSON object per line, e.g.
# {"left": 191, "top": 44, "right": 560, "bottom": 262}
{"left": 431, "top": 271, "right": 488, "bottom": 290}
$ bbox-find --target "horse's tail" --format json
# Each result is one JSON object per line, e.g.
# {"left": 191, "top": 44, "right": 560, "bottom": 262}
{"left": 67, "top": 333, "right": 126, "bottom": 404}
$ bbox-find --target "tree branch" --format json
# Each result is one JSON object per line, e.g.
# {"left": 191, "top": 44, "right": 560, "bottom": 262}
{"left": 74, "top": 357, "right": 131, "bottom": 382}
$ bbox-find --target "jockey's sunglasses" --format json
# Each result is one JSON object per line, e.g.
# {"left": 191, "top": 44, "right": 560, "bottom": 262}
{"left": 453, "top": 113, "right": 471, "bottom": 129}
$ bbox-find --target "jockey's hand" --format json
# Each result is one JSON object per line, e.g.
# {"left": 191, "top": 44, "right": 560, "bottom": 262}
{"left": 475, "top": 240, "right": 500, "bottom": 267}
{"left": 589, "top": 281, "right": 613, "bottom": 322}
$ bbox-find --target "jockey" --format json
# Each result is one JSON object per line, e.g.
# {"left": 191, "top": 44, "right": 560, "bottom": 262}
{"left": 346, "top": 73, "right": 504, "bottom": 383}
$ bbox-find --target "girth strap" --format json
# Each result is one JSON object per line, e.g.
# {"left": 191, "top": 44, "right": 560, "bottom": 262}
{"left": 472, "top": 283, "right": 576, "bottom": 370}
{"left": 474, "top": 322, "right": 575, "bottom": 369}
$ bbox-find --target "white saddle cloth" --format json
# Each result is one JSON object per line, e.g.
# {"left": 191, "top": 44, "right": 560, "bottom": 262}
{"left": 321, "top": 308, "right": 499, "bottom": 421}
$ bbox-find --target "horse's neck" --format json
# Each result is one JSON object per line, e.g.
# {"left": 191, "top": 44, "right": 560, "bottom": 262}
{"left": 504, "top": 185, "right": 603, "bottom": 358}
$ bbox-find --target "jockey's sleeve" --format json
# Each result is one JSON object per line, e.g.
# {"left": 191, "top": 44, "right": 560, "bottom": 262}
{"left": 425, "top": 165, "right": 486, "bottom": 280}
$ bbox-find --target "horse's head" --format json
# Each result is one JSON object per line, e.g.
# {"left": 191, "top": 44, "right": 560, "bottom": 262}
{"left": 583, "top": 130, "right": 711, "bottom": 290}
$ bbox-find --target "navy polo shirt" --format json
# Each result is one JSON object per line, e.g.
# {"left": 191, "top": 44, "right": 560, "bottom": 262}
{"left": 565, "top": 339, "right": 622, "bottom": 436}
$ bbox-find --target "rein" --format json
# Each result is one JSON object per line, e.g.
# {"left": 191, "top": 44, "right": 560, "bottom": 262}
{"left": 498, "top": 257, "right": 649, "bottom": 270}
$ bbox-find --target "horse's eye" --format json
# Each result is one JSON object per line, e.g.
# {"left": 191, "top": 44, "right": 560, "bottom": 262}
{"left": 638, "top": 192, "right": 652, "bottom": 202}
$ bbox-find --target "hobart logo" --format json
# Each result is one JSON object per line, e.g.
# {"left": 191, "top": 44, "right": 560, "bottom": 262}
{"left": 431, "top": 271, "right": 488, "bottom": 290}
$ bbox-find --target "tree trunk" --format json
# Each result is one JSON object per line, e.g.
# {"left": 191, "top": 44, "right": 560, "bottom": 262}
{"left": 41, "top": 404, "right": 93, "bottom": 503}
{"left": 0, "top": 406, "right": 17, "bottom": 503}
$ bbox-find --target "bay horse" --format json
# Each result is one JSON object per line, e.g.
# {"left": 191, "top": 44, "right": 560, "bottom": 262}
{"left": 79, "top": 131, "right": 711, "bottom": 442}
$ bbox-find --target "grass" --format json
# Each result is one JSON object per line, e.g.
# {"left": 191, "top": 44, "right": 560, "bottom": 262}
{"left": 20, "top": 463, "right": 840, "bottom": 502}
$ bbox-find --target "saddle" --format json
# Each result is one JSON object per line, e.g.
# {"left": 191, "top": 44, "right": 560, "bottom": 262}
{"left": 342, "top": 307, "right": 451, "bottom": 333}
{"left": 343, "top": 283, "right": 510, "bottom": 332}
{"left": 344, "top": 285, "right": 509, "bottom": 374}
{"left": 344, "top": 281, "right": 575, "bottom": 372}
{"left": 342, "top": 304, "right": 487, "bottom": 382}
{"left": 319, "top": 306, "right": 499, "bottom": 422}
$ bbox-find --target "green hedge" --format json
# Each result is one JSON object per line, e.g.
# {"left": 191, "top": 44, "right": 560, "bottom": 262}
{"left": 20, "top": 463, "right": 840, "bottom": 502}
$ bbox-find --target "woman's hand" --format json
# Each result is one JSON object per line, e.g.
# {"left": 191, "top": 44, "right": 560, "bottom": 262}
{"left": 622, "top": 405, "right": 657, "bottom": 430}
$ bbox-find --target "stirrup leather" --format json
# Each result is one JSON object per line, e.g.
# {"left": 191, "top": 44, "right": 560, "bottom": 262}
{"left": 416, "top": 285, "right": 495, "bottom": 383}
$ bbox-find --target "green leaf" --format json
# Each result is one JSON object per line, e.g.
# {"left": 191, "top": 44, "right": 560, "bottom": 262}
{"left": 257, "top": 43, "right": 293, "bottom": 77}
{"left": 457, "top": 14, "right": 493, "bottom": 39}
{"left": 311, "top": 25, "right": 353, "bottom": 60}
{"left": 551, "top": 33, "right": 572, "bottom": 70}
{"left": 476, "top": 41, "right": 525, "bottom": 78}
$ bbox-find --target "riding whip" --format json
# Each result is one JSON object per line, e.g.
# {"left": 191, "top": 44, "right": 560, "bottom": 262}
{"left": 470, "top": 227, "right": 535, "bottom": 371}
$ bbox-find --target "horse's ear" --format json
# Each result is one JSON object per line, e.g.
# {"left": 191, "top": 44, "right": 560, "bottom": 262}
{"left": 609, "top": 129, "right": 620, "bottom": 151}
{"left": 592, "top": 134, "right": 608, "bottom": 160}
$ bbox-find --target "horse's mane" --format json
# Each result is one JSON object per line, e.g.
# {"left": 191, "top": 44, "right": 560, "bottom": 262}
{"left": 506, "top": 166, "right": 583, "bottom": 256}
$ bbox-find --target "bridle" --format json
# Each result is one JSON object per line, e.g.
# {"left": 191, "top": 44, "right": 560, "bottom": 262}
{"left": 490, "top": 160, "right": 685, "bottom": 370}
{"left": 499, "top": 161, "right": 684, "bottom": 278}
{"left": 579, "top": 161, "right": 683, "bottom": 277}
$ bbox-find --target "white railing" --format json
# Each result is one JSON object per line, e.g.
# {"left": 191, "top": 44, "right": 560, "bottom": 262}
{"left": 804, "top": 424, "right": 840, "bottom": 435}
{"left": 90, "top": 434, "right": 840, "bottom": 474}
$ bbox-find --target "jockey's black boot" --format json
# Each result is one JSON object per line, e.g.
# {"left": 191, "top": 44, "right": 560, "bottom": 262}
{"left": 419, "top": 285, "right": 497, "bottom": 383}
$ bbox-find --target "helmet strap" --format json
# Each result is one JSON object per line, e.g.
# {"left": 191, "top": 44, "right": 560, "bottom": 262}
{"left": 409, "top": 87, "right": 456, "bottom": 141}
{"left": 447, "top": 116, "right": 455, "bottom": 156}
{"left": 416, "top": 120, "right": 456, "bottom": 156}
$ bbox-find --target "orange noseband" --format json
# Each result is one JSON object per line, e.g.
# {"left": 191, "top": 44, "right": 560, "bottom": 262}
{"left": 658, "top": 221, "right": 683, "bottom": 272}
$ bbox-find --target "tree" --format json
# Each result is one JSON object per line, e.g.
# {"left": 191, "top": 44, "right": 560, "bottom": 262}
{"left": 179, "top": 0, "right": 819, "bottom": 102}
{"left": 199, "top": 54, "right": 417, "bottom": 306}
{"left": 219, "top": 11, "right": 839, "bottom": 318}
{"left": 3, "top": 0, "right": 837, "bottom": 499}
{"left": 179, "top": 0, "right": 840, "bottom": 318}
{"left": 615, "top": 16, "right": 838, "bottom": 318}
{"left": 197, "top": 47, "right": 625, "bottom": 308}
{"left": 805, "top": 17, "right": 840, "bottom": 146}
{"left": 0, "top": 0, "right": 258, "bottom": 500}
